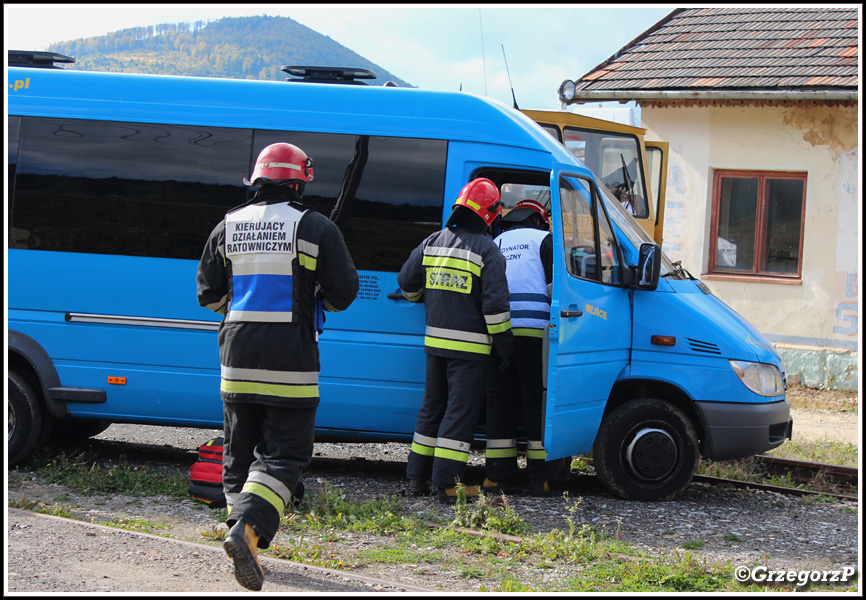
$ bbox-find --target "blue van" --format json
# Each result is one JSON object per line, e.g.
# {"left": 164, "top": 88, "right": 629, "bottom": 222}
{"left": 7, "top": 53, "right": 792, "bottom": 500}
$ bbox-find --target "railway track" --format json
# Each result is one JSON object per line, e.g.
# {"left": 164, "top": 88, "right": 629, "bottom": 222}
{"left": 578, "top": 454, "right": 859, "bottom": 502}
{"left": 693, "top": 454, "right": 858, "bottom": 502}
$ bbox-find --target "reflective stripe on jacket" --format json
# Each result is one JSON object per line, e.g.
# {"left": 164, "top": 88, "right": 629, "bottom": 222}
{"left": 398, "top": 225, "right": 513, "bottom": 361}
{"left": 197, "top": 187, "right": 359, "bottom": 407}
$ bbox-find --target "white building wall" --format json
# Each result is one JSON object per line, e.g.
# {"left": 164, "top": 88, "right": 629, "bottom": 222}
{"left": 641, "top": 103, "right": 859, "bottom": 390}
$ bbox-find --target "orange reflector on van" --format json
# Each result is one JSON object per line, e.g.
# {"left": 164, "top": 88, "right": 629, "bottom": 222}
{"left": 651, "top": 335, "right": 676, "bottom": 346}
{"left": 108, "top": 376, "right": 127, "bottom": 385}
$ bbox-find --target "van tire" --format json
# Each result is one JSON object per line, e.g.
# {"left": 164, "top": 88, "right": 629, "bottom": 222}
{"left": 593, "top": 398, "right": 698, "bottom": 501}
{"left": 8, "top": 371, "right": 43, "bottom": 467}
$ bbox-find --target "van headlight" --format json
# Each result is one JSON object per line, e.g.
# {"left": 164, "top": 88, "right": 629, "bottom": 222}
{"left": 730, "top": 360, "right": 785, "bottom": 396}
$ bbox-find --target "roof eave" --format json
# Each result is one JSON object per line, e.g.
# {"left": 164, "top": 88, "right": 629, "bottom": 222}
{"left": 564, "top": 89, "right": 859, "bottom": 105}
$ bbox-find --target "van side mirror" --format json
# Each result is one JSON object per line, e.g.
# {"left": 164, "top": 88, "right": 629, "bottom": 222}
{"left": 636, "top": 243, "right": 661, "bottom": 291}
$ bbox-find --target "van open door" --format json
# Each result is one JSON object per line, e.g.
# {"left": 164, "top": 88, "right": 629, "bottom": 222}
{"left": 645, "top": 140, "right": 669, "bottom": 249}
{"left": 543, "top": 166, "right": 631, "bottom": 460}
{"left": 523, "top": 109, "right": 666, "bottom": 247}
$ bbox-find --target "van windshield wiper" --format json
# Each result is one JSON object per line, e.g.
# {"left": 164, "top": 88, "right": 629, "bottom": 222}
{"left": 662, "top": 260, "right": 696, "bottom": 280}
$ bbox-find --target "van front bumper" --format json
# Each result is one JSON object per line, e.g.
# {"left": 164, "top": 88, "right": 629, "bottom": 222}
{"left": 694, "top": 399, "right": 793, "bottom": 461}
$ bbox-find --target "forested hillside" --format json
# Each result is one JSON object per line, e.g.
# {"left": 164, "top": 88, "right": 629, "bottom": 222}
{"left": 45, "top": 15, "right": 411, "bottom": 86}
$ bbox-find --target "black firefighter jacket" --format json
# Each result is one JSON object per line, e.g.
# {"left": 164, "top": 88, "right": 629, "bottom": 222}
{"left": 398, "top": 224, "right": 513, "bottom": 362}
{"left": 197, "top": 187, "right": 359, "bottom": 408}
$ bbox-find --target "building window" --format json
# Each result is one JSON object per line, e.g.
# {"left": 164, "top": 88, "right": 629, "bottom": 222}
{"left": 709, "top": 170, "right": 806, "bottom": 279}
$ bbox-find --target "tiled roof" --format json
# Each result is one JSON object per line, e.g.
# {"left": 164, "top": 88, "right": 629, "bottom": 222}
{"left": 574, "top": 7, "right": 859, "bottom": 96}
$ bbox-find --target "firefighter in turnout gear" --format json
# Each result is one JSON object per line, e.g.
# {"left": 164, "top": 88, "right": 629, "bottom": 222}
{"left": 197, "top": 142, "right": 359, "bottom": 590}
{"left": 398, "top": 177, "right": 514, "bottom": 505}
{"left": 483, "top": 198, "right": 557, "bottom": 497}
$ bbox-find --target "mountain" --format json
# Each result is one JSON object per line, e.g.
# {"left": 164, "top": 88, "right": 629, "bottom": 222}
{"left": 45, "top": 15, "right": 412, "bottom": 87}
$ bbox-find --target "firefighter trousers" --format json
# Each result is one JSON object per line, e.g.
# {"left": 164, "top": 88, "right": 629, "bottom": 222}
{"left": 485, "top": 336, "right": 556, "bottom": 483}
{"left": 222, "top": 402, "right": 316, "bottom": 548}
{"left": 407, "top": 354, "right": 488, "bottom": 489}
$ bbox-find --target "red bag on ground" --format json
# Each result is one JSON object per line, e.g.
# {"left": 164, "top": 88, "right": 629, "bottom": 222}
{"left": 188, "top": 437, "right": 226, "bottom": 508}
{"left": 187, "top": 436, "right": 305, "bottom": 509}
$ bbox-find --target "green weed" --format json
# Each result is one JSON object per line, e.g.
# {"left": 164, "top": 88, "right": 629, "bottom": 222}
{"left": 33, "top": 504, "right": 74, "bottom": 519}
{"left": 681, "top": 539, "right": 707, "bottom": 550}
{"left": 357, "top": 545, "right": 441, "bottom": 565}
{"left": 268, "top": 538, "right": 359, "bottom": 570}
{"left": 8, "top": 497, "right": 38, "bottom": 510}
{"left": 449, "top": 486, "right": 530, "bottom": 536}
{"left": 482, "top": 578, "right": 537, "bottom": 592}
{"left": 283, "top": 480, "right": 418, "bottom": 536}
{"left": 200, "top": 523, "right": 227, "bottom": 541}
{"left": 96, "top": 517, "right": 170, "bottom": 534}
{"left": 766, "top": 438, "right": 858, "bottom": 467}
{"left": 24, "top": 448, "right": 188, "bottom": 498}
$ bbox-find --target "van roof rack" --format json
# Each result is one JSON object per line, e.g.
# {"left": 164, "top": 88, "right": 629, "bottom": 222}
{"left": 8, "top": 50, "right": 75, "bottom": 69}
{"left": 282, "top": 65, "right": 377, "bottom": 85}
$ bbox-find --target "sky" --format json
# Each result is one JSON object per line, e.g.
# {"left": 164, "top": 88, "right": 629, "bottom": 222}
{"left": 3, "top": 3, "right": 674, "bottom": 112}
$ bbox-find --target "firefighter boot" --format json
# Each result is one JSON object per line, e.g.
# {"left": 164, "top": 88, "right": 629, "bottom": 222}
{"left": 407, "top": 479, "right": 432, "bottom": 497}
{"left": 224, "top": 520, "right": 264, "bottom": 591}
{"left": 529, "top": 480, "right": 552, "bottom": 497}
{"left": 481, "top": 477, "right": 511, "bottom": 496}
{"left": 437, "top": 484, "right": 481, "bottom": 505}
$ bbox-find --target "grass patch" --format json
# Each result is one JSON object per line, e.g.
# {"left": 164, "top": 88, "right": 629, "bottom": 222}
{"left": 786, "top": 383, "right": 858, "bottom": 412}
{"left": 357, "top": 545, "right": 441, "bottom": 565}
{"left": 96, "top": 517, "right": 170, "bottom": 534}
{"left": 21, "top": 447, "right": 189, "bottom": 498}
{"left": 282, "top": 480, "right": 420, "bottom": 536}
{"left": 560, "top": 550, "right": 731, "bottom": 592}
{"left": 449, "top": 484, "right": 530, "bottom": 536}
{"left": 272, "top": 478, "right": 858, "bottom": 592}
{"left": 765, "top": 438, "right": 858, "bottom": 467}
{"left": 267, "top": 538, "right": 360, "bottom": 570}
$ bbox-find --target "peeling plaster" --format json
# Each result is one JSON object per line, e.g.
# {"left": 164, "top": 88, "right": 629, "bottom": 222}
{"left": 783, "top": 105, "right": 858, "bottom": 156}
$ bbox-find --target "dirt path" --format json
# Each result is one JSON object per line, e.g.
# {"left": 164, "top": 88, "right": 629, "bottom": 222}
{"left": 788, "top": 408, "right": 860, "bottom": 446}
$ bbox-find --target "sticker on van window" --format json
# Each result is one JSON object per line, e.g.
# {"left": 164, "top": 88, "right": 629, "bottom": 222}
{"left": 427, "top": 267, "right": 472, "bottom": 293}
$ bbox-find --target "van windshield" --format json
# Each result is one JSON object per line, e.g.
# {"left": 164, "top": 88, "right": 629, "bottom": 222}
{"left": 599, "top": 182, "right": 677, "bottom": 278}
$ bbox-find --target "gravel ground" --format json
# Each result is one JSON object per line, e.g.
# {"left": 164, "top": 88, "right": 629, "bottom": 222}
{"left": 5, "top": 405, "right": 860, "bottom": 594}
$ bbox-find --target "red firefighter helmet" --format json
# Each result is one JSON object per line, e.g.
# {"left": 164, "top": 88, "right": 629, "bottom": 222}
{"left": 244, "top": 143, "right": 314, "bottom": 186}
{"left": 451, "top": 178, "right": 503, "bottom": 226}
{"left": 502, "top": 198, "right": 550, "bottom": 225}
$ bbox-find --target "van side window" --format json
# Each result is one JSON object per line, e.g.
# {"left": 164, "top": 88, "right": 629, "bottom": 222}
{"left": 11, "top": 117, "right": 251, "bottom": 259}
{"left": 7, "top": 116, "right": 21, "bottom": 207}
{"left": 559, "top": 176, "right": 620, "bottom": 284}
{"left": 254, "top": 131, "right": 446, "bottom": 272}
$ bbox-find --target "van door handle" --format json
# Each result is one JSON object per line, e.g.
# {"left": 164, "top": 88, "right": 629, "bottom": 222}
{"left": 560, "top": 309, "right": 583, "bottom": 318}
{"left": 387, "top": 293, "right": 407, "bottom": 300}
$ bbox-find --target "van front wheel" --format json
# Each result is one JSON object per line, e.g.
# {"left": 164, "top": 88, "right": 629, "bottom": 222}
{"left": 8, "top": 371, "right": 43, "bottom": 467}
{"left": 593, "top": 398, "right": 698, "bottom": 501}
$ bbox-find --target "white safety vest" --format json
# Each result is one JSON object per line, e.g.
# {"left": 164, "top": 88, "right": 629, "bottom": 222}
{"left": 495, "top": 228, "right": 551, "bottom": 336}
{"left": 224, "top": 202, "right": 305, "bottom": 323}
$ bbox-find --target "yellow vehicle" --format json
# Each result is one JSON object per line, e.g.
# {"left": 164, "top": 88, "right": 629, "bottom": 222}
{"left": 523, "top": 109, "right": 669, "bottom": 246}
